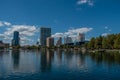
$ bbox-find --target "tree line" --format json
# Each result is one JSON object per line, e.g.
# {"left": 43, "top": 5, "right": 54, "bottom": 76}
{"left": 86, "top": 33, "right": 120, "bottom": 49}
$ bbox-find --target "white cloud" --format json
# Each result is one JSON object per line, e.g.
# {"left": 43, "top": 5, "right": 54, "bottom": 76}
{"left": 104, "top": 26, "right": 112, "bottom": 33}
{"left": 0, "top": 22, "right": 4, "bottom": 27}
{"left": 77, "top": 0, "right": 88, "bottom": 4}
{"left": 101, "top": 33, "right": 109, "bottom": 37}
{"left": 51, "top": 33, "right": 63, "bottom": 38}
{"left": 5, "top": 25, "right": 38, "bottom": 45}
{"left": 52, "top": 27, "right": 93, "bottom": 39}
{"left": 0, "top": 21, "right": 11, "bottom": 27}
{"left": 68, "top": 27, "right": 93, "bottom": 34}
{"left": 105, "top": 26, "right": 108, "bottom": 29}
{"left": 4, "top": 25, "right": 37, "bottom": 36}
{"left": 20, "top": 36, "right": 32, "bottom": 44}
{"left": 0, "top": 21, "right": 38, "bottom": 45}
{"left": 0, "top": 34, "right": 5, "bottom": 38}
{"left": 4, "top": 22, "right": 11, "bottom": 26}
{"left": 77, "top": 0, "right": 94, "bottom": 6}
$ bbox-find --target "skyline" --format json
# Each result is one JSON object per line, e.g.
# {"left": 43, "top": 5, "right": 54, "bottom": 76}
{"left": 0, "top": 0, "right": 120, "bottom": 45}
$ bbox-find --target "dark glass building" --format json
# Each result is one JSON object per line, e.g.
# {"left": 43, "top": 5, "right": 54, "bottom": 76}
{"left": 12, "top": 31, "right": 20, "bottom": 46}
{"left": 40, "top": 27, "right": 51, "bottom": 46}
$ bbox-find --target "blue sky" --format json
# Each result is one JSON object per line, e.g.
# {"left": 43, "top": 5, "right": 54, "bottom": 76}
{"left": 0, "top": 0, "right": 120, "bottom": 45}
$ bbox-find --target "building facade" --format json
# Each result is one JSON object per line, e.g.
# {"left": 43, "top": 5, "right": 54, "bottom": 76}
{"left": 56, "top": 37, "right": 62, "bottom": 47}
{"left": 64, "top": 36, "right": 72, "bottom": 44}
{"left": 12, "top": 31, "right": 20, "bottom": 46}
{"left": 0, "top": 41, "right": 9, "bottom": 49}
{"left": 40, "top": 27, "right": 51, "bottom": 46}
{"left": 46, "top": 37, "right": 54, "bottom": 47}
{"left": 77, "top": 33, "right": 85, "bottom": 42}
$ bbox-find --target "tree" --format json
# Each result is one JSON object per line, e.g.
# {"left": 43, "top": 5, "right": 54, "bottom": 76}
{"left": 94, "top": 36, "right": 103, "bottom": 49}
{"left": 102, "top": 37, "right": 109, "bottom": 49}
{"left": 107, "top": 34, "right": 115, "bottom": 49}
{"left": 114, "top": 34, "right": 120, "bottom": 49}
{"left": 87, "top": 37, "right": 95, "bottom": 49}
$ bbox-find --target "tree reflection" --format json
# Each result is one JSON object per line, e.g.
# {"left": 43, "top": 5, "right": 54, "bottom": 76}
{"left": 89, "top": 51, "right": 120, "bottom": 65}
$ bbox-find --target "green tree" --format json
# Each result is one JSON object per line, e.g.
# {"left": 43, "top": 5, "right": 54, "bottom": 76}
{"left": 107, "top": 34, "right": 115, "bottom": 49}
{"left": 88, "top": 37, "right": 95, "bottom": 49}
{"left": 114, "top": 34, "right": 120, "bottom": 49}
{"left": 102, "top": 37, "right": 109, "bottom": 49}
{"left": 95, "top": 36, "right": 103, "bottom": 49}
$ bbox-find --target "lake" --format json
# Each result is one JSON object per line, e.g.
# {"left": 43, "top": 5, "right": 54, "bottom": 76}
{"left": 0, "top": 49, "right": 120, "bottom": 80}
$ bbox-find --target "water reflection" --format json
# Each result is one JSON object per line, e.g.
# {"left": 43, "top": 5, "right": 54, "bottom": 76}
{"left": 75, "top": 51, "right": 86, "bottom": 68}
{"left": 56, "top": 49, "right": 62, "bottom": 64}
{"left": 0, "top": 50, "right": 120, "bottom": 80}
{"left": 89, "top": 51, "right": 120, "bottom": 65}
{"left": 0, "top": 51, "right": 4, "bottom": 58}
{"left": 40, "top": 49, "right": 54, "bottom": 72}
{"left": 11, "top": 50, "right": 20, "bottom": 69}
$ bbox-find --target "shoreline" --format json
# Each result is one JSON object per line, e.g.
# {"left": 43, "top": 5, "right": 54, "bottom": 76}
{"left": 1, "top": 48, "right": 120, "bottom": 53}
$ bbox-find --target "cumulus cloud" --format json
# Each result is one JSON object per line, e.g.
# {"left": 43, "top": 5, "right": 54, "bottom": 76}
{"left": 52, "top": 27, "right": 93, "bottom": 38}
{"left": 101, "top": 33, "right": 109, "bottom": 37}
{"left": 4, "top": 25, "right": 37, "bottom": 36}
{"left": 20, "top": 36, "right": 33, "bottom": 44}
{"left": 0, "top": 21, "right": 11, "bottom": 27}
{"left": 68, "top": 27, "right": 93, "bottom": 34}
{"left": 0, "top": 21, "right": 38, "bottom": 45}
{"left": 51, "top": 33, "right": 63, "bottom": 38}
{"left": 0, "top": 22, "right": 4, "bottom": 27}
{"left": 77, "top": 0, "right": 94, "bottom": 6}
{"left": 4, "top": 22, "right": 11, "bottom": 26}
{"left": 0, "top": 34, "right": 5, "bottom": 38}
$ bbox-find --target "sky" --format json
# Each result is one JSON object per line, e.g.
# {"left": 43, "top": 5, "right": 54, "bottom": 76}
{"left": 0, "top": 0, "right": 120, "bottom": 45}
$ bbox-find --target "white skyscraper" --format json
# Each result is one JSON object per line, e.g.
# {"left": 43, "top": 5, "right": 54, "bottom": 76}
{"left": 77, "top": 33, "right": 85, "bottom": 42}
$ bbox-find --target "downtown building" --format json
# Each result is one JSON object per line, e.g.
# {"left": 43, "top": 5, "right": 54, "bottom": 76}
{"left": 77, "top": 33, "right": 85, "bottom": 42}
{"left": 75, "top": 33, "right": 85, "bottom": 45}
{"left": 12, "top": 31, "right": 20, "bottom": 46}
{"left": 40, "top": 27, "right": 51, "bottom": 46}
{"left": 46, "top": 37, "right": 54, "bottom": 47}
{"left": 64, "top": 36, "right": 73, "bottom": 44}
{"left": 0, "top": 41, "right": 9, "bottom": 49}
{"left": 56, "top": 37, "right": 62, "bottom": 47}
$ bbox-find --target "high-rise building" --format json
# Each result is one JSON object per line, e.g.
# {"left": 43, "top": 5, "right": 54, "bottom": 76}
{"left": 12, "top": 31, "right": 20, "bottom": 46}
{"left": 64, "top": 36, "right": 72, "bottom": 44}
{"left": 0, "top": 41, "right": 9, "bottom": 48}
{"left": 40, "top": 27, "right": 51, "bottom": 46}
{"left": 56, "top": 37, "right": 62, "bottom": 47}
{"left": 46, "top": 37, "right": 54, "bottom": 47}
{"left": 77, "top": 33, "right": 85, "bottom": 42}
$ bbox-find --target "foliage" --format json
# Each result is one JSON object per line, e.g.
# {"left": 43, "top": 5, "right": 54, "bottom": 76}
{"left": 86, "top": 33, "right": 120, "bottom": 49}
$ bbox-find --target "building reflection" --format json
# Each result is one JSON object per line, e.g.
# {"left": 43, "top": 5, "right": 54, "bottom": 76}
{"left": 56, "top": 49, "right": 62, "bottom": 64}
{"left": 0, "top": 51, "right": 4, "bottom": 58}
{"left": 40, "top": 49, "right": 54, "bottom": 72}
{"left": 12, "top": 50, "right": 20, "bottom": 69}
{"left": 63, "top": 50, "right": 86, "bottom": 69}
{"left": 75, "top": 51, "right": 85, "bottom": 68}
{"left": 64, "top": 50, "right": 74, "bottom": 68}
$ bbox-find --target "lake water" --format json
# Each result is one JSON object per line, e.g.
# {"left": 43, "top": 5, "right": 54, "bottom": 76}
{"left": 0, "top": 49, "right": 120, "bottom": 80}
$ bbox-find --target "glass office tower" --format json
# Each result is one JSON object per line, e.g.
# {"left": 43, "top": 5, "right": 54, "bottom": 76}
{"left": 12, "top": 31, "right": 20, "bottom": 46}
{"left": 40, "top": 27, "right": 51, "bottom": 46}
